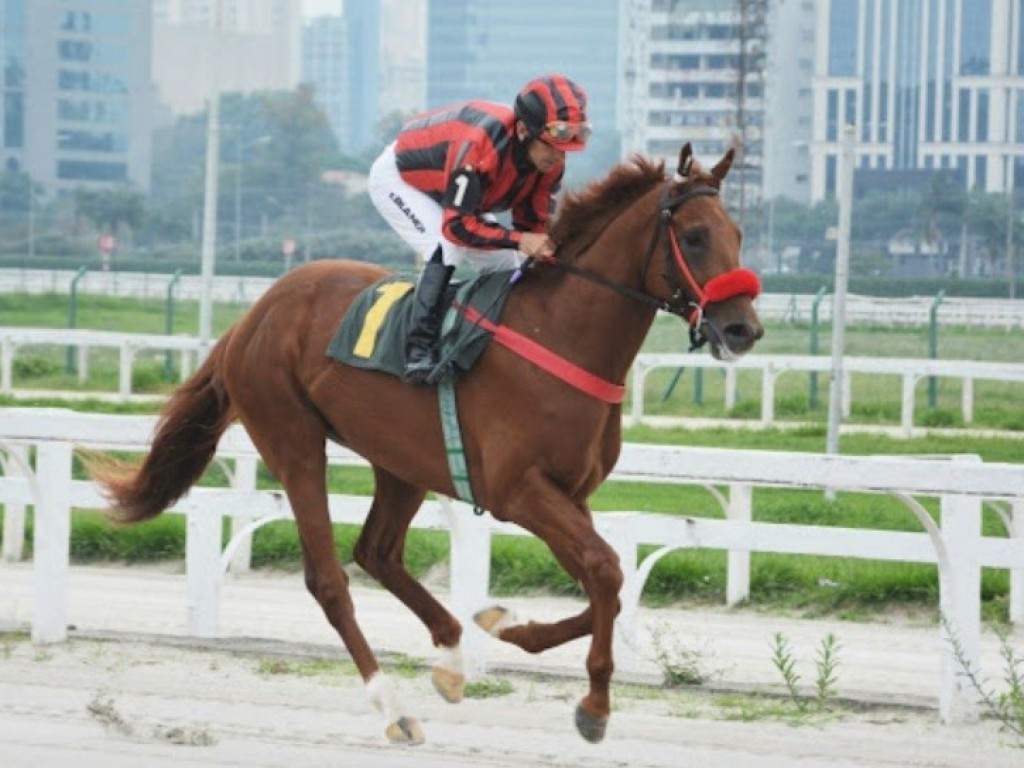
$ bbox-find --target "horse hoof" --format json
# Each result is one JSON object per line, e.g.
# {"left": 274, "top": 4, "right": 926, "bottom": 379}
{"left": 474, "top": 606, "right": 516, "bottom": 637}
{"left": 431, "top": 665, "right": 465, "bottom": 704}
{"left": 574, "top": 704, "right": 608, "bottom": 744}
{"left": 385, "top": 716, "right": 425, "bottom": 746}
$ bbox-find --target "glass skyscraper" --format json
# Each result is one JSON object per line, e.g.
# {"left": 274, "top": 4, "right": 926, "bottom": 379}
{"left": 813, "top": 0, "right": 1024, "bottom": 200}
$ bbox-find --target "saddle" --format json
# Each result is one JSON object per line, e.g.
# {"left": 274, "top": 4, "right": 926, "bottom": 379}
{"left": 327, "top": 269, "right": 517, "bottom": 383}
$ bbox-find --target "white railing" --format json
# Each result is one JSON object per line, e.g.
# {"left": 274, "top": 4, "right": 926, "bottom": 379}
{"left": 1, "top": 408, "right": 1021, "bottom": 724}
{"left": 631, "top": 353, "right": 1024, "bottom": 436}
{"left": 3, "top": 328, "right": 1023, "bottom": 437}
{"left": 755, "top": 292, "right": 1024, "bottom": 329}
{"left": 0, "top": 327, "right": 200, "bottom": 399}
{"left": 3, "top": 268, "right": 1023, "bottom": 329}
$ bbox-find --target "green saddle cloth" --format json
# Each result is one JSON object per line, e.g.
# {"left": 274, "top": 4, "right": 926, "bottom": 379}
{"left": 326, "top": 269, "right": 516, "bottom": 382}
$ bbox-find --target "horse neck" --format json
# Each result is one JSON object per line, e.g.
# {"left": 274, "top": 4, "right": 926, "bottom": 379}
{"left": 538, "top": 196, "right": 662, "bottom": 384}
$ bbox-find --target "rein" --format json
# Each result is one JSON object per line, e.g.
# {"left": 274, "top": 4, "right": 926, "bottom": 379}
{"left": 547, "top": 180, "right": 761, "bottom": 350}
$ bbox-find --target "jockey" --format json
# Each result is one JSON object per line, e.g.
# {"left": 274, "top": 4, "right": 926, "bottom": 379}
{"left": 367, "top": 74, "right": 591, "bottom": 383}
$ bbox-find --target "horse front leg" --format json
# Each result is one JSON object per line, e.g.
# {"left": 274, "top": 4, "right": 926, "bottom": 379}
{"left": 488, "top": 476, "right": 623, "bottom": 743}
{"left": 354, "top": 467, "right": 466, "bottom": 704}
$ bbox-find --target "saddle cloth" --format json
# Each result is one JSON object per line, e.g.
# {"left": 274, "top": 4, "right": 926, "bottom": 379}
{"left": 326, "top": 269, "right": 516, "bottom": 382}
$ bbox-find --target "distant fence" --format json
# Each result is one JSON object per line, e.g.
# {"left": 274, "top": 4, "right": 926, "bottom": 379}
{"left": 1, "top": 408, "right": 1022, "bottom": 723}
{"left": 3, "top": 267, "right": 1024, "bottom": 328}
{"left": 631, "top": 353, "right": 1024, "bottom": 436}
{"left": 3, "top": 327, "right": 1023, "bottom": 437}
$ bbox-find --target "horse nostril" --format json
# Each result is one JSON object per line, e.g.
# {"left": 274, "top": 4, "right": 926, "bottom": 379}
{"left": 724, "top": 321, "right": 763, "bottom": 350}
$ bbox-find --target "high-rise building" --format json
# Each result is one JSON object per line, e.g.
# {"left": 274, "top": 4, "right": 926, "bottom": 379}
{"left": 2, "top": 0, "right": 155, "bottom": 193}
{"left": 301, "top": 0, "right": 386, "bottom": 154}
{"left": 426, "top": 0, "right": 619, "bottom": 150}
{"left": 762, "top": 0, "right": 815, "bottom": 203}
{"left": 621, "top": 0, "right": 768, "bottom": 212}
{"left": 152, "top": 0, "right": 302, "bottom": 116}
{"left": 302, "top": 13, "right": 348, "bottom": 149}
{"left": 811, "top": 0, "right": 1024, "bottom": 201}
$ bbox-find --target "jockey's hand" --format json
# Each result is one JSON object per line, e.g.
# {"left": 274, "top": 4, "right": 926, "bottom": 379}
{"left": 518, "top": 232, "right": 557, "bottom": 260}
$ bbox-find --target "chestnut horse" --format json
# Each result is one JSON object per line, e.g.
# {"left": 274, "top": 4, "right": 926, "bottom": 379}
{"left": 91, "top": 142, "right": 763, "bottom": 745}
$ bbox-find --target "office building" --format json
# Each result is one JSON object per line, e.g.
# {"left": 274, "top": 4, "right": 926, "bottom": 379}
{"left": 2, "top": 0, "right": 154, "bottom": 193}
{"left": 621, "top": 0, "right": 768, "bottom": 215}
{"left": 811, "top": 0, "right": 1024, "bottom": 201}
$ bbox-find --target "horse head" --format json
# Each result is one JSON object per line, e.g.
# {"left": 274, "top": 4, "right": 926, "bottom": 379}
{"left": 644, "top": 142, "right": 764, "bottom": 360}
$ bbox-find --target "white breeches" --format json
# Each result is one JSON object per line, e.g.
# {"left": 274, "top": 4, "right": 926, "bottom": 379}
{"left": 367, "top": 142, "right": 523, "bottom": 271}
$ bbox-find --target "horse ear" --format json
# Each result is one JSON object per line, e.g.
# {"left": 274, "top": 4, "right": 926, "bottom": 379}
{"left": 675, "top": 142, "right": 694, "bottom": 182}
{"left": 711, "top": 148, "right": 735, "bottom": 180}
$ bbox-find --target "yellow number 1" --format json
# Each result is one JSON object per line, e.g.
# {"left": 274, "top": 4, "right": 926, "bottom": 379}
{"left": 353, "top": 281, "right": 415, "bottom": 358}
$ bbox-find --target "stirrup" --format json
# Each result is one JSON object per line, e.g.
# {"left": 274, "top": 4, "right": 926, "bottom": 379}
{"left": 403, "top": 356, "right": 437, "bottom": 384}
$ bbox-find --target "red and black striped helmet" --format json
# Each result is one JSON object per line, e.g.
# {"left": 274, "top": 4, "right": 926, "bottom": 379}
{"left": 514, "top": 74, "right": 591, "bottom": 152}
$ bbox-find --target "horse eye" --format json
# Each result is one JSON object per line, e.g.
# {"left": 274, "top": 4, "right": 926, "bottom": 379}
{"left": 681, "top": 229, "right": 706, "bottom": 250}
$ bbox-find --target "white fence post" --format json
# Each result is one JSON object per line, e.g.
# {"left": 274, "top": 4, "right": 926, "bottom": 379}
{"left": 760, "top": 367, "right": 775, "bottom": 426}
{"left": 961, "top": 378, "right": 974, "bottom": 424}
{"left": 597, "top": 515, "right": 639, "bottom": 673}
{"left": 1010, "top": 499, "right": 1024, "bottom": 625}
{"left": 32, "top": 440, "right": 72, "bottom": 644}
{"left": 726, "top": 483, "right": 752, "bottom": 605}
{"left": 1, "top": 337, "right": 13, "bottom": 394}
{"left": 186, "top": 498, "right": 223, "bottom": 637}
{"left": 1, "top": 443, "right": 29, "bottom": 562}
{"left": 443, "top": 499, "right": 491, "bottom": 678}
{"left": 228, "top": 456, "right": 259, "bottom": 573}
{"left": 118, "top": 343, "right": 134, "bottom": 399}
{"left": 938, "top": 492, "right": 982, "bottom": 724}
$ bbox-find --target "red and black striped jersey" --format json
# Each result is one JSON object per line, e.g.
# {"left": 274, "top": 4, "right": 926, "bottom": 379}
{"left": 394, "top": 100, "right": 562, "bottom": 251}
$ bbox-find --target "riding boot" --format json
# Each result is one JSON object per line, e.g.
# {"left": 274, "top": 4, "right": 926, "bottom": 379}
{"left": 404, "top": 254, "right": 455, "bottom": 384}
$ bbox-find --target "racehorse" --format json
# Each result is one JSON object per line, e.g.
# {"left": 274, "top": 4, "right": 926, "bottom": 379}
{"left": 90, "top": 142, "right": 763, "bottom": 745}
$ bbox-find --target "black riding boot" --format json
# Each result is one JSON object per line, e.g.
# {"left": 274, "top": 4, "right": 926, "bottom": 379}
{"left": 404, "top": 253, "right": 454, "bottom": 384}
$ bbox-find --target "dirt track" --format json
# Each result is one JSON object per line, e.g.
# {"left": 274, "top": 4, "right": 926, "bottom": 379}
{"left": 1, "top": 634, "right": 1022, "bottom": 768}
{"left": 1, "top": 562, "right": 1022, "bottom": 767}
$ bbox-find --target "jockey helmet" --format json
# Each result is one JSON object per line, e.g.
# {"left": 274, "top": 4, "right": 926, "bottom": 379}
{"left": 514, "top": 74, "right": 591, "bottom": 152}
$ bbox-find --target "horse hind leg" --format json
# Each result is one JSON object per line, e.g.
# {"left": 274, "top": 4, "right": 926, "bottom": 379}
{"left": 239, "top": 408, "right": 424, "bottom": 745}
{"left": 354, "top": 466, "right": 466, "bottom": 704}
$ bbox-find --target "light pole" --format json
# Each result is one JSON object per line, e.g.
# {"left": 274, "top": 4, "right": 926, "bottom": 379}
{"left": 198, "top": 0, "right": 223, "bottom": 350}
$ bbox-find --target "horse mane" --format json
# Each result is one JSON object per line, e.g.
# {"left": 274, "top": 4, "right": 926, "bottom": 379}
{"left": 550, "top": 155, "right": 667, "bottom": 261}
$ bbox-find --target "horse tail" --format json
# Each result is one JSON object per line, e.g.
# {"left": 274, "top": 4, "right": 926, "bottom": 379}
{"left": 90, "top": 329, "right": 236, "bottom": 525}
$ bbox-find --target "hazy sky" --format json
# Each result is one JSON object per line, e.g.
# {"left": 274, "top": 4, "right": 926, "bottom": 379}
{"left": 302, "top": 0, "right": 342, "bottom": 17}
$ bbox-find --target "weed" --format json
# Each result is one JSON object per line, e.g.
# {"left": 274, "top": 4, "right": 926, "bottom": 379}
{"left": 814, "top": 633, "right": 841, "bottom": 708}
{"left": 770, "top": 631, "right": 842, "bottom": 712}
{"left": 388, "top": 653, "right": 423, "bottom": 678}
{"left": 464, "top": 678, "right": 514, "bottom": 698}
{"left": 943, "top": 615, "right": 1024, "bottom": 744}
{"left": 650, "top": 622, "right": 719, "bottom": 687}
{"left": 770, "top": 632, "right": 805, "bottom": 711}
{"left": 255, "top": 656, "right": 355, "bottom": 678}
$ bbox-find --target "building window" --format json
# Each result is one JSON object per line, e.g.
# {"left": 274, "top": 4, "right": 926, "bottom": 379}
{"left": 977, "top": 90, "right": 989, "bottom": 141}
{"left": 958, "top": 89, "right": 970, "bottom": 141}
{"left": 828, "top": 0, "right": 858, "bottom": 76}
{"left": 57, "top": 159, "right": 127, "bottom": 182}
{"left": 960, "top": 0, "right": 992, "bottom": 74}
{"left": 827, "top": 90, "right": 838, "bottom": 141}
{"left": 975, "top": 156, "right": 987, "bottom": 189}
{"left": 3, "top": 93, "right": 24, "bottom": 148}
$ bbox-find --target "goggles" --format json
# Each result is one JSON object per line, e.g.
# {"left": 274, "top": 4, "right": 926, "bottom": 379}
{"left": 541, "top": 120, "right": 592, "bottom": 145}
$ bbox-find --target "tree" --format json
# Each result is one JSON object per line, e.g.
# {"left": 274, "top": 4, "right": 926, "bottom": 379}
{"left": 73, "top": 186, "right": 145, "bottom": 237}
